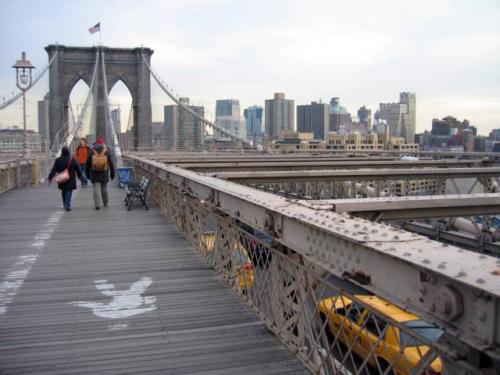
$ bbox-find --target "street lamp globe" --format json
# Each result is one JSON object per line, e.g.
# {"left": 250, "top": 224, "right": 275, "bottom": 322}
{"left": 12, "top": 52, "right": 35, "bottom": 90}
{"left": 12, "top": 51, "right": 35, "bottom": 159}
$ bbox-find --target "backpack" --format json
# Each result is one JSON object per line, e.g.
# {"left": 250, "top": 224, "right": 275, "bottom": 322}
{"left": 92, "top": 147, "right": 108, "bottom": 172}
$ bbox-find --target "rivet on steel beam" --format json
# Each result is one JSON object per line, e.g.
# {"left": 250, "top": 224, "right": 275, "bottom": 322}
{"left": 423, "top": 259, "right": 431, "bottom": 264}
{"left": 476, "top": 278, "right": 486, "bottom": 284}
{"left": 455, "top": 270, "right": 467, "bottom": 277}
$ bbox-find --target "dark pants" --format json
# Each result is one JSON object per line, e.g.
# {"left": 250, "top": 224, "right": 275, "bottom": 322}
{"left": 61, "top": 190, "right": 73, "bottom": 209}
{"left": 79, "top": 164, "right": 88, "bottom": 185}
{"left": 93, "top": 182, "right": 108, "bottom": 208}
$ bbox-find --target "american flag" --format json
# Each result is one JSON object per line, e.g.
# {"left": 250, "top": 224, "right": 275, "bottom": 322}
{"left": 89, "top": 22, "right": 100, "bottom": 34}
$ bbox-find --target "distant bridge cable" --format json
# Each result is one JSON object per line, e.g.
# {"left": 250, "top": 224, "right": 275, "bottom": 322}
{"left": 101, "top": 50, "right": 123, "bottom": 166}
{"left": 52, "top": 51, "right": 99, "bottom": 155}
{"left": 140, "top": 54, "right": 254, "bottom": 148}
{"left": 0, "top": 51, "right": 59, "bottom": 111}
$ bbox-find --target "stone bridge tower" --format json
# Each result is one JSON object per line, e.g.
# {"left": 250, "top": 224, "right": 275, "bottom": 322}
{"left": 45, "top": 45, "right": 153, "bottom": 149}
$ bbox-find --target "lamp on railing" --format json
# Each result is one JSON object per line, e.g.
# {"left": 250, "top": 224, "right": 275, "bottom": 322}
{"left": 12, "top": 52, "right": 35, "bottom": 159}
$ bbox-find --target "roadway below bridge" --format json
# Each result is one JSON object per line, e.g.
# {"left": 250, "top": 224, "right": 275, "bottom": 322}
{"left": 0, "top": 184, "right": 308, "bottom": 375}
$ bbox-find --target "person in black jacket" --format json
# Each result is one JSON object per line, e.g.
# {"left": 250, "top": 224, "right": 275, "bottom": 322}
{"left": 47, "top": 146, "right": 83, "bottom": 211}
{"left": 85, "top": 137, "right": 115, "bottom": 210}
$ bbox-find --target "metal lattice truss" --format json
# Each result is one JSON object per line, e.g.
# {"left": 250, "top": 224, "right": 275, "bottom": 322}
{"left": 126, "top": 153, "right": 500, "bottom": 374}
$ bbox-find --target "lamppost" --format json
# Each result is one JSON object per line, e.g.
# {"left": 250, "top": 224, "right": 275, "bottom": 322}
{"left": 12, "top": 52, "right": 35, "bottom": 159}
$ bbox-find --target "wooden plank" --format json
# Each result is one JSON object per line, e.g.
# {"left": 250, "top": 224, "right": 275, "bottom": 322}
{"left": 0, "top": 184, "right": 308, "bottom": 374}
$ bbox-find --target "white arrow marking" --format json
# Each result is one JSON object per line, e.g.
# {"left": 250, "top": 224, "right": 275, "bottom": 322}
{"left": 69, "top": 277, "right": 157, "bottom": 319}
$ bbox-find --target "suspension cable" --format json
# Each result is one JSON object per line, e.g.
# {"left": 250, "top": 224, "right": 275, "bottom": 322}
{"left": 101, "top": 50, "right": 123, "bottom": 166}
{"left": 140, "top": 54, "right": 253, "bottom": 148}
{"left": 0, "top": 51, "right": 59, "bottom": 111}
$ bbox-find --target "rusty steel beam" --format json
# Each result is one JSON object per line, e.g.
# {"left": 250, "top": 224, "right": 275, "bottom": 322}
{"left": 298, "top": 194, "right": 500, "bottom": 220}
{"left": 179, "top": 159, "right": 493, "bottom": 172}
{"left": 126, "top": 154, "right": 500, "bottom": 361}
{"left": 212, "top": 167, "right": 500, "bottom": 183}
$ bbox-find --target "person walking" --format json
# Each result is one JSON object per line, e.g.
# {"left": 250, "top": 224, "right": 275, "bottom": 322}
{"left": 75, "top": 138, "right": 90, "bottom": 187}
{"left": 47, "top": 146, "right": 83, "bottom": 211}
{"left": 86, "top": 137, "right": 115, "bottom": 210}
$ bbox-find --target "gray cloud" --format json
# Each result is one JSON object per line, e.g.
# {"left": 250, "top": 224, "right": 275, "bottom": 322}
{"left": 0, "top": 0, "right": 499, "bottom": 134}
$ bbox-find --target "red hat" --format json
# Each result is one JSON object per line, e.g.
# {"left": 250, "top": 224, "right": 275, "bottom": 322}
{"left": 95, "top": 137, "right": 104, "bottom": 145}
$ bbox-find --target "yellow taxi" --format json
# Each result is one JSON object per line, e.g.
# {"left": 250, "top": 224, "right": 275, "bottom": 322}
{"left": 200, "top": 231, "right": 254, "bottom": 291}
{"left": 317, "top": 295, "right": 442, "bottom": 375}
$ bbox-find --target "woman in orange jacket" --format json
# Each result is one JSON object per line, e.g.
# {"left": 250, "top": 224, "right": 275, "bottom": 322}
{"left": 75, "top": 138, "right": 90, "bottom": 187}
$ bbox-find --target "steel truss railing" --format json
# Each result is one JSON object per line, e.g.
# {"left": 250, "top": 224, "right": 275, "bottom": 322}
{"left": 141, "top": 54, "right": 254, "bottom": 148}
{"left": 127, "top": 154, "right": 500, "bottom": 374}
{"left": 0, "top": 51, "right": 58, "bottom": 111}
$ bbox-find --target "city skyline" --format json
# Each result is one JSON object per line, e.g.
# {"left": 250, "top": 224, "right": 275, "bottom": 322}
{"left": 0, "top": 0, "right": 499, "bottom": 135}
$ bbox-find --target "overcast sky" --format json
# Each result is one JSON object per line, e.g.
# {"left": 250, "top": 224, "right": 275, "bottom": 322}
{"left": 1, "top": 0, "right": 499, "bottom": 134}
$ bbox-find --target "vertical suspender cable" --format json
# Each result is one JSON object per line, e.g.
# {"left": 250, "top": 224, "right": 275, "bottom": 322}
{"left": 100, "top": 50, "right": 123, "bottom": 167}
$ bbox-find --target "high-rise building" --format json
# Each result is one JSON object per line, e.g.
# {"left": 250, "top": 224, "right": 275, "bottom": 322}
{"left": 357, "top": 105, "right": 372, "bottom": 129}
{"left": 431, "top": 116, "right": 476, "bottom": 136}
{"left": 151, "top": 122, "right": 165, "bottom": 148}
{"left": 489, "top": 129, "right": 500, "bottom": 141}
{"left": 400, "top": 92, "right": 416, "bottom": 143}
{"left": 37, "top": 94, "right": 50, "bottom": 152}
{"left": 164, "top": 97, "right": 205, "bottom": 150}
{"left": 215, "top": 99, "right": 246, "bottom": 141}
{"left": 265, "top": 93, "right": 294, "bottom": 140}
{"left": 243, "top": 106, "right": 263, "bottom": 142}
{"left": 328, "top": 97, "right": 351, "bottom": 131}
{"left": 215, "top": 116, "right": 246, "bottom": 140}
{"left": 376, "top": 92, "right": 416, "bottom": 143}
{"left": 297, "top": 102, "right": 329, "bottom": 140}
{"left": 0, "top": 128, "right": 41, "bottom": 153}
{"left": 216, "top": 99, "right": 240, "bottom": 118}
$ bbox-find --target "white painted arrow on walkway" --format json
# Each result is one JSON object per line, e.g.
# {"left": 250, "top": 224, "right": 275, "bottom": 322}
{"left": 69, "top": 277, "right": 157, "bottom": 318}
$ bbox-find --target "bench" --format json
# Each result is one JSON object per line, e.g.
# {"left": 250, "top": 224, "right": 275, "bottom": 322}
{"left": 124, "top": 176, "right": 150, "bottom": 211}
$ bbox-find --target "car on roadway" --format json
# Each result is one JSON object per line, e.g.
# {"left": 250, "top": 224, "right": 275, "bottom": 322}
{"left": 200, "top": 231, "right": 254, "bottom": 291}
{"left": 317, "top": 295, "right": 442, "bottom": 375}
{"left": 237, "top": 221, "right": 273, "bottom": 266}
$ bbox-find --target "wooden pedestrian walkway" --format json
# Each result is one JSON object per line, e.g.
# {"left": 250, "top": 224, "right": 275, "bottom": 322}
{"left": 0, "top": 183, "right": 308, "bottom": 374}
